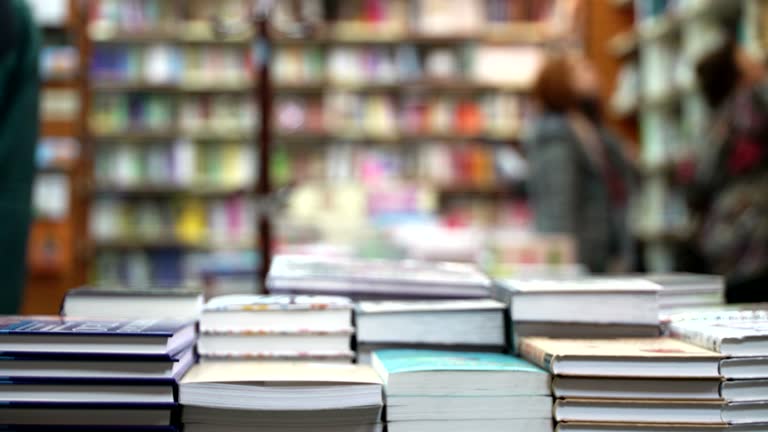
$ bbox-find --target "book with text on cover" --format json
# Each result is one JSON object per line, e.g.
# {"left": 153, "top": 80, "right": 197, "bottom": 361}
{"left": 669, "top": 319, "right": 768, "bottom": 357}
{"left": 0, "top": 316, "right": 196, "bottom": 356}
{"left": 266, "top": 254, "right": 491, "bottom": 299}
{"left": 200, "top": 294, "right": 353, "bottom": 333}
{"left": 519, "top": 337, "right": 721, "bottom": 378}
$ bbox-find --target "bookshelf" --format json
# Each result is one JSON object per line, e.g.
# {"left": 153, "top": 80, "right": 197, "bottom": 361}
{"left": 22, "top": 0, "right": 87, "bottom": 313}
{"left": 84, "top": 0, "right": 261, "bottom": 289}
{"left": 268, "top": 0, "right": 581, "bottom": 231}
{"left": 608, "top": 0, "right": 768, "bottom": 272}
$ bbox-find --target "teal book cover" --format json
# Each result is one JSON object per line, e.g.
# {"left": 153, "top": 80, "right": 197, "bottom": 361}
{"left": 373, "top": 349, "right": 546, "bottom": 374}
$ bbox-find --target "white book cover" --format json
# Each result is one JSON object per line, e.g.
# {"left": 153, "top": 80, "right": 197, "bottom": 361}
{"left": 204, "top": 294, "right": 353, "bottom": 312}
{"left": 669, "top": 320, "right": 768, "bottom": 356}
{"left": 357, "top": 299, "right": 505, "bottom": 314}
{"left": 500, "top": 278, "right": 662, "bottom": 294}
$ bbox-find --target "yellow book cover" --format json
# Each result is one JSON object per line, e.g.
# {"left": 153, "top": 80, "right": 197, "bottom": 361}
{"left": 176, "top": 198, "right": 205, "bottom": 243}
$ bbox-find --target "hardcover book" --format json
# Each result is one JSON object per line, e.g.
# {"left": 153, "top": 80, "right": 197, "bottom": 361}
{"left": 371, "top": 349, "right": 550, "bottom": 396}
{"left": 200, "top": 294, "right": 353, "bottom": 333}
{"left": 519, "top": 337, "right": 721, "bottom": 378}
{"left": 668, "top": 320, "right": 768, "bottom": 357}
{"left": 495, "top": 278, "right": 661, "bottom": 325}
{"left": 0, "top": 317, "right": 196, "bottom": 356}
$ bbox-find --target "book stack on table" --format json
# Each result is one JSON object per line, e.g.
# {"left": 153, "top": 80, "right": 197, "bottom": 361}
{"left": 197, "top": 294, "right": 355, "bottom": 363}
{"left": 0, "top": 316, "right": 196, "bottom": 431}
{"left": 371, "top": 349, "right": 553, "bottom": 432}
{"left": 179, "top": 361, "right": 384, "bottom": 432}
{"left": 494, "top": 278, "right": 662, "bottom": 350}
{"left": 520, "top": 337, "right": 768, "bottom": 431}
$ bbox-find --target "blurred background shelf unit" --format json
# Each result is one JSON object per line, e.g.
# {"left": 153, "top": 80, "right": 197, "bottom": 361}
{"left": 609, "top": 0, "right": 768, "bottom": 272}
{"left": 85, "top": 0, "right": 261, "bottom": 290}
{"left": 24, "top": 0, "right": 85, "bottom": 313}
{"left": 268, "top": 0, "right": 584, "bottom": 235}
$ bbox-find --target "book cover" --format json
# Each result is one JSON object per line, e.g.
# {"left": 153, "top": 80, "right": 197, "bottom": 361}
{"left": 357, "top": 299, "right": 505, "bottom": 314}
{"left": 0, "top": 317, "right": 191, "bottom": 337}
{"left": 65, "top": 287, "right": 203, "bottom": 298}
{"left": 498, "top": 278, "right": 662, "bottom": 294}
{"left": 668, "top": 320, "right": 768, "bottom": 354}
{"left": 519, "top": 337, "right": 721, "bottom": 373}
{"left": 268, "top": 255, "right": 491, "bottom": 287}
{"left": 372, "top": 350, "right": 544, "bottom": 374}
{"left": 181, "top": 362, "right": 382, "bottom": 386}
{"left": 203, "top": 294, "right": 353, "bottom": 312}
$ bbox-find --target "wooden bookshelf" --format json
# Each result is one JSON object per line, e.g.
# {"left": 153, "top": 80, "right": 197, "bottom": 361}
{"left": 23, "top": 0, "right": 88, "bottom": 314}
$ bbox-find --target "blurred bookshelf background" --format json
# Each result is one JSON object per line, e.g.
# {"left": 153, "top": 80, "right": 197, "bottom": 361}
{"left": 21, "top": 0, "right": 768, "bottom": 313}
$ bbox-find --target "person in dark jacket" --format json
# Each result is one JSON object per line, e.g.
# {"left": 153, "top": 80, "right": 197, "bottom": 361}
{"left": 688, "top": 38, "right": 768, "bottom": 303}
{"left": 525, "top": 53, "right": 636, "bottom": 273}
{"left": 0, "top": 0, "right": 39, "bottom": 313}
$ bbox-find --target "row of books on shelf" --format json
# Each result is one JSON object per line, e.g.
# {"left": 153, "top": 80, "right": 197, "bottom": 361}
{"left": 275, "top": 92, "right": 524, "bottom": 138}
{"left": 90, "top": 196, "right": 257, "bottom": 246}
{"left": 92, "top": 249, "right": 259, "bottom": 293}
{"left": 91, "top": 44, "right": 253, "bottom": 87}
{"left": 5, "top": 258, "right": 761, "bottom": 431}
{"left": 94, "top": 141, "right": 255, "bottom": 188}
{"left": 88, "top": 0, "right": 253, "bottom": 38}
{"left": 272, "top": 141, "right": 527, "bottom": 187}
{"left": 90, "top": 94, "right": 257, "bottom": 136}
{"left": 274, "top": 44, "right": 543, "bottom": 88}
{"left": 272, "top": 0, "right": 572, "bottom": 39}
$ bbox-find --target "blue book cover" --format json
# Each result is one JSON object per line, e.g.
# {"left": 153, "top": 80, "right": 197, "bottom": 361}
{"left": 372, "top": 349, "right": 546, "bottom": 374}
{"left": 0, "top": 317, "right": 190, "bottom": 337}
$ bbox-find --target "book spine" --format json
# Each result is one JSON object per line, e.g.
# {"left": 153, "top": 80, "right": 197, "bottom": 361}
{"left": 518, "top": 339, "right": 556, "bottom": 373}
{"left": 668, "top": 324, "right": 723, "bottom": 353}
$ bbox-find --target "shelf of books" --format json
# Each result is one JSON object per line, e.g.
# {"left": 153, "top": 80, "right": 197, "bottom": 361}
{"left": 85, "top": 0, "right": 260, "bottom": 290}
{"left": 267, "top": 0, "right": 582, "bottom": 266}
{"left": 609, "top": 0, "right": 768, "bottom": 272}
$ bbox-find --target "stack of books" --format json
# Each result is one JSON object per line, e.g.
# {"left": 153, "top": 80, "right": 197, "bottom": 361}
{"left": 495, "top": 278, "right": 662, "bottom": 350}
{"left": 668, "top": 307, "right": 768, "bottom": 424}
{"left": 179, "top": 361, "right": 384, "bottom": 432}
{"left": 355, "top": 299, "right": 507, "bottom": 364}
{"left": 266, "top": 255, "right": 492, "bottom": 300}
{"left": 0, "top": 316, "right": 196, "bottom": 429}
{"left": 371, "top": 349, "right": 552, "bottom": 432}
{"left": 520, "top": 337, "right": 768, "bottom": 430}
{"left": 644, "top": 273, "right": 726, "bottom": 311}
{"left": 197, "top": 295, "right": 355, "bottom": 363}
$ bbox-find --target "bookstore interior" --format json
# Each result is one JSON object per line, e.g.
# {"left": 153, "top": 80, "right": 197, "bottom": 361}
{"left": 3, "top": 0, "right": 768, "bottom": 430}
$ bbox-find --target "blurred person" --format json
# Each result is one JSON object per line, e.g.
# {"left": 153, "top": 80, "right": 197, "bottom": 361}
{"left": 688, "top": 38, "right": 768, "bottom": 303}
{"left": 0, "top": 0, "right": 39, "bottom": 313}
{"left": 525, "top": 53, "right": 636, "bottom": 273}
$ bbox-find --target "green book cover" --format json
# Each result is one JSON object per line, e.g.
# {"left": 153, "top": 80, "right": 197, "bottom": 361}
{"left": 373, "top": 349, "right": 545, "bottom": 374}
